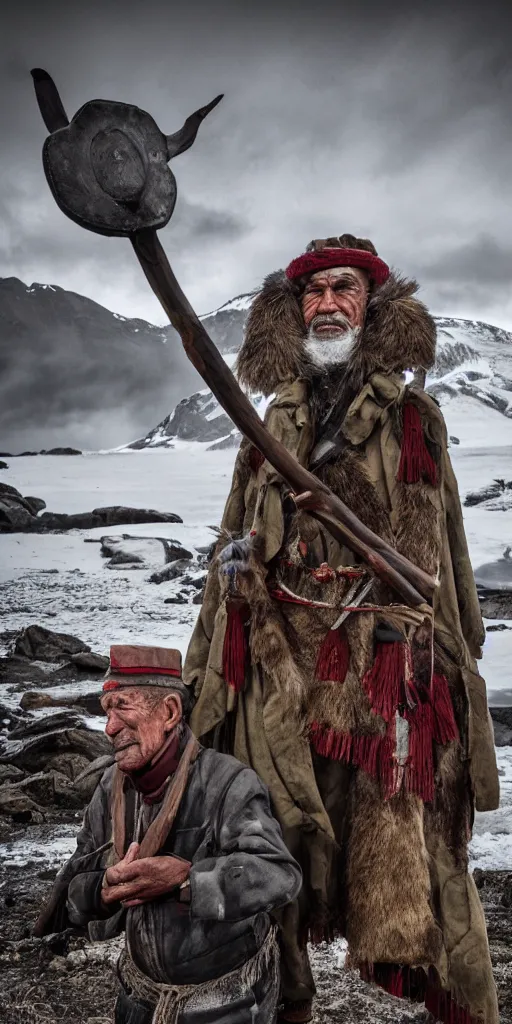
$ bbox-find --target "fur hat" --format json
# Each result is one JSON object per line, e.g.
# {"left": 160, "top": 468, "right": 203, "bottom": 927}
{"left": 286, "top": 234, "right": 390, "bottom": 286}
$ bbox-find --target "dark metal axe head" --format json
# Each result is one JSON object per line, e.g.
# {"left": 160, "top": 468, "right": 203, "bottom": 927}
{"left": 31, "top": 69, "right": 223, "bottom": 238}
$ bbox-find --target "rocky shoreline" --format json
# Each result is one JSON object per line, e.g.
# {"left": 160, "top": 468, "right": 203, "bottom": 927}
{"left": 0, "top": 625, "right": 511, "bottom": 1023}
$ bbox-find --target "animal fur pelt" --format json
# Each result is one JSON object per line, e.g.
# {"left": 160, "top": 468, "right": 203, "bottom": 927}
{"left": 237, "top": 270, "right": 437, "bottom": 396}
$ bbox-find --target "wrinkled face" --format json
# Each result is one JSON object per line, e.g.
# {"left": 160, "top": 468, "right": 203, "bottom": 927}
{"left": 301, "top": 266, "right": 369, "bottom": 368}
{"left": 100, "top": 688, "right": 182, "bottom": 772}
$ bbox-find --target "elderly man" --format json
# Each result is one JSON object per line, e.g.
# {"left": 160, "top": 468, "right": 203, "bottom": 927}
{"left": 35, "top": 644, "right": 301, "bottom": 1024}
{"left": 184, "top": 235, "right": 500, "bottom": 1023}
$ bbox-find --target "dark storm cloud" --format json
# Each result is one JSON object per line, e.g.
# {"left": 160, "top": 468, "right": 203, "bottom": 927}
{"left": 1, "top": 0, "right": 512, "bottom": 448}
{"left": 421, "top": 237, "right": 512, "bottom": 287}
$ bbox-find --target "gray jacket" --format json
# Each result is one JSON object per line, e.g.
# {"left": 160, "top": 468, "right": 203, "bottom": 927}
{"left": 63, "top": 747, "right": 301, "bottom": 985}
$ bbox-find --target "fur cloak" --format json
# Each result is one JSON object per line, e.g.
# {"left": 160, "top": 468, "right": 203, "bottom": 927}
{"left": 184, "top": 269, "right": 500, "bottom": 1023}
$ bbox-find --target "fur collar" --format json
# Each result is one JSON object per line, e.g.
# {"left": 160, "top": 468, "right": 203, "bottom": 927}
{"left": 237, "top": 270, "right": 436, "bottom": 397}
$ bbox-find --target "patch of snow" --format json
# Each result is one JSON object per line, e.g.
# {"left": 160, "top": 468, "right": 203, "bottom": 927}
{"left": 201, "top": 292, "right": 257, "bottom": 318}
{"left": 0, "top": 825, "right": 80, "bottom": 868}
{"left": 471, "top": 746, "right": 512, "bottom": 870}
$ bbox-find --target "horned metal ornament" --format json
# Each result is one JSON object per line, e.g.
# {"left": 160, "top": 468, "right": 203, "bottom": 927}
{"left": 31, "top": 69, "right": 435, "bottom": 609}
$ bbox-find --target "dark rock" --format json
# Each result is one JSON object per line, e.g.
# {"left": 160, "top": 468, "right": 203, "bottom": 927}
{"left": 180, "top": 573, "right": 206, "bottom": 589}
{"left": 74, "top": 753, "right": 114, "bottom": 800}
{"left": 0, "top": 786, "right": 43, "bottom": 818}
{"left": 479, "top": 592, "right": 512, "bottom": 619}
{"left": 465, "top": 480, "right": 512, "bottom": 508}
{"left": 448, "top": 435, "right": 460, "bottom": 445}
{"left": 502, "top": 877, "right": 512, "bottom": 909}
{"left": 24, "top": 496, "right": 46, "bottom": 514}
{"left": 489, "top": 708, "right": 512, "bottom": 747}
{"left": 100, "top": 534, "right": 192, "bottom": 569}
{"left": 2, "top": 770, "right": 79, "bottom": 808}
{"left": 0, "top": 712, "right": 111, "bottom": 774}
{"left": 19, "top": 691, "right": 104, "bottom": 717}
{"left": 0, "top": 764, "right": 26, "bottom": 784}
{"left": 163, "top": 594, "right": 188, "bottom": 604}
{"left": 486, "top": 623, "right": 512, "bottom": 632}
{"left": 493, "top": 722, "right": 512, "bottom": 746}
{"left": 0, "top": 499, "right": 183, "bottom": 534}
{"left": 149, "top": 559, "right": 194, "bottom": 584}
{"left": 7, "top": 710, "right": 89, "bottom": 741}
{"left": 0, "top": 483, "right": 23, "bottom": 498}
{"left": 14, "top": 625, "right": 89, "bottom": 662}
{"left": 68, "top": 651, "right": 109, "bottom": 673}
{"left": 0, "top": 461, "right": 8, "bottom": 469}
{"left": 91, "top": 506, "right": 182, "bottom": 526}
{"left": 164, "top": 541, "right": 193, "bottom": 562}
{"left": 192, "top": 592, "right": 203, "bottom": 604}
{"left": 44, "top": 447, "right": 82, "bottom": 456}
{"left": 0, "top": 700, "right": 29, "bottom": 730}
{"left": 107, "top": 551, "right": 143, "bottom": 566}
{"left": 46, "top": 753, "right": 91, "bottom": 781}
{"left": 0, "top": 496, "right": 38, "bottom": 531}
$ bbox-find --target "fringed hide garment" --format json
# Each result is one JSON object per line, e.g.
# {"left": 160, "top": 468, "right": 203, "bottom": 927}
{"left": 184, "top": 270, "right": 500, "bottom": 1024}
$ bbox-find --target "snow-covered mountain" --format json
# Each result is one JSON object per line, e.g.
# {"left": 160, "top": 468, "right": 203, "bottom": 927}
{"left": 0, "top": 279, "right": 257, "bottom": 454}
{"left": 124, "top": 302, "right": 512, "bottom": 451}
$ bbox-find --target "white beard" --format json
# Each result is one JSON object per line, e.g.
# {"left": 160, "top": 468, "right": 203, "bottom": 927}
{"left": 304, "top": 324, "right": 361, "bottom": 369}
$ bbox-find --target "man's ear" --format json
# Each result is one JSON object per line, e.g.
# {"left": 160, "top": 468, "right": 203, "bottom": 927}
{"left": 163, "top": 692, "right": 182, "bottom": 733}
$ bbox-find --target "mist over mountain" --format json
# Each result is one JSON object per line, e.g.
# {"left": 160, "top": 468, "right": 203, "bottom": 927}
{"left": 2, "top": 275, "right": 512, "bottom": 453}
{"left": 0, "top": 278, "right": 251, "bottom": 453}
{"left": 124, "top": 306, "right": 512, "bottom": 452}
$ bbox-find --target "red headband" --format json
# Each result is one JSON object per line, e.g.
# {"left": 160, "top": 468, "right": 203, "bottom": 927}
{"left": 285, "top": 247, "right": 390, "bottom": 286}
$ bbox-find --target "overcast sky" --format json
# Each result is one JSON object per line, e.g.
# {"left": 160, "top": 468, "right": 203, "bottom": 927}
{"left": 2, "top": 0, "right": 512, "bottom": 329}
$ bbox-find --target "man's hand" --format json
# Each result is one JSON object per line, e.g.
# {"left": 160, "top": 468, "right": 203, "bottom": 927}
{"left": 101, "top": 843, "right": 191, "bottom": 908}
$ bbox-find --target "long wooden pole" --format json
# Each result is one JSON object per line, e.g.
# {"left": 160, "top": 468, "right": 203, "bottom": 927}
{"left": 130, "top": 230, "right": 435, "bottom": 608}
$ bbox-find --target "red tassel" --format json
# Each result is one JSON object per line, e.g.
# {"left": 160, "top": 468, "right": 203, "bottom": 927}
{"left": 222, "top": 602, "right": 249, "bottom": 692}
{"left": 425, "top": 974, "right": 475, "bottom": 1024}
{"left": 363, "top": 963, "right": 475, "bottom": 1024}
{"left": 362, "top": 641, "right": 406, "bottom": 722}
{"left": 310, "top": 722, "right": 353, "bottom": 762}
{"left": 248, "top": 445, "right": 265, "bottom": 473}
{"left": 398, "top": 402, "right": 438, "bottom": 486}
{"left": 406, "top": 696, "right": 435, "bottom": 803}
{"left": 432, "top": 673, "right": 459, "bottom": 745}
{"left": 352, "top": 732, "right": 384, "bottom": 780}
{"left": 315, "top": 625, "right": 350, "bottom": 683}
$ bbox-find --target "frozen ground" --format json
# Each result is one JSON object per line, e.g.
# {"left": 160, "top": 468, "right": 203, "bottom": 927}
{"left": 1, "top": 444, "right": 510, "bottom": 687}
{"left": 0, "top": 444, "right": 511, "bottom": 874}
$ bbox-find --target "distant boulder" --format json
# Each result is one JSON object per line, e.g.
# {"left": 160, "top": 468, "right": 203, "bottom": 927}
{"left": 24, "top": 496, "right": 46, "bottom": 513}
{"left": 149, "top": 558, "right": 195, "bottom": 584}
{"left": 0, "top": 493, "right": 183, "bottom": 532}
{"left": 0, "top": 626, "right": 108, "bottom": 691}
{"left": 43, "top": 447, "right": 82, "bottom": 456}
{"left": 465, "top": 479, "right": 512, "bottom": 509}
{"left": 100, "top": 534, "right": 192, "bottom": 570}
{"left": 474, "top": 548, "right": 512, "bottom": 593}
{"left": 14, "top": 624, "right": 90, "bottom": 662}
{"left": 0, "top": 460, "right": 8, "bottom": 468}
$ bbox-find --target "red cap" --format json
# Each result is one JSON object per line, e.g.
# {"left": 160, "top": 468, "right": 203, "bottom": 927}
{"left": 102, "top": 645, "right": 182, "bottom": 692}
{"left": 285, "top": 247, "right": 390, "bottom": 286}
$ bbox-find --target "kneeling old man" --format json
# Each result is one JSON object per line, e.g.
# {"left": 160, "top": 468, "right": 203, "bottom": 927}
{"left": 37, "top": 645, "right": 302, "bottom": 1024}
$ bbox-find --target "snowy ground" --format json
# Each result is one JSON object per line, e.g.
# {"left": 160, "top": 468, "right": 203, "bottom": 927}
{"left": 0, "top": 444, "right": 511, "bottom": 873}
